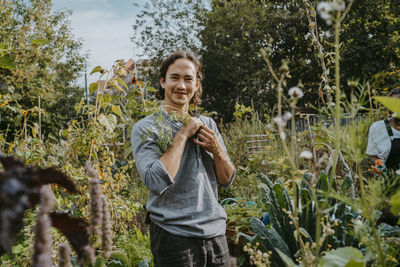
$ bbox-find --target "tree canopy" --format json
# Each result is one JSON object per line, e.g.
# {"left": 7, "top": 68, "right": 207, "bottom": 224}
{"left": 0, "top": 0, "right": 87, "bottom": 139}
{"left": 132, "top": 0, "right": 400, "bottom": 121}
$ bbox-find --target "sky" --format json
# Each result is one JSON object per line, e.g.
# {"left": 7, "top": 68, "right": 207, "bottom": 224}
{"left": 52, "top": 0, "right": 146, "bottom": 85}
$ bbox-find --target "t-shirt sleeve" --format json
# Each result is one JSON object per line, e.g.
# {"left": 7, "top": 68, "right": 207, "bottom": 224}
{"left": 131, "top": 121, "right": 174, "bottom": 195}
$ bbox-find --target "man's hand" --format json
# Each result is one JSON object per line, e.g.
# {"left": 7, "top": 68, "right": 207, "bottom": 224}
{"left": 193, "top": 124, "right": 234, "bottom": 186}
{"left": 193, "top": 125, "right": 222, "bottom": 155}
{"left": 179, "top": 117, "right": 203, "bottom": 139}
{"left": 374, "top": 159, "right": 387, "bottom": 174}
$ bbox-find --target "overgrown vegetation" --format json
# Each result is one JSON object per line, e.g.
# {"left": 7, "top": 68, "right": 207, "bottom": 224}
{"left": 1, "top": 0, "right": 400, "bottom": 266}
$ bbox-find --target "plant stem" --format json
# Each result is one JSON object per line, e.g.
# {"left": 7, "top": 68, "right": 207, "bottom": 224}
{"left": 38, "top": 95, "right": 42, "bottom": 165}
{"left": 330, "top": 9, "right": 342, "bottom": 186}
{"left": 357, "top": 165, "right": 385, "bottom": 265}
{"left": 89, "top": 71, "right": 110, "bottom": 162}
{"left": 291, "top": 107, "right": 296, "bottom": 166}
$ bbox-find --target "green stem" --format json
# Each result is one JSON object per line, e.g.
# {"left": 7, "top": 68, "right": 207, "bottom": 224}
{"left": 317, "top": 9, "right": 343, "bottom": 258}
{"left": 291, "top": 107, "right": 296, "bottom": 167}
{"left": 330, "top": 9, "right": 341, "bottom": 185}
{"left": 356, "top": 164, "right": 385, "bottom": 265}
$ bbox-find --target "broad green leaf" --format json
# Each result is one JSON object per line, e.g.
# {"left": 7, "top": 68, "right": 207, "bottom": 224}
{"left": 112, "top": 79, "right": 125, "bottom": 93}
{"left": 111, "top": 105, "right": 123, "bottom": 117}
{"left": 89, "top": 82, "right": 98, "bottom": 94}
{"left": 90, "top": 66, "right": 103, "bottom": 75}
{"left": 116, "top": 77, "right": 129, "bottom": 90}
{"left": 374, "top": 96, "right": 400, "bottom": 115}
{"left": 318, "top": 247, "right": 366, "bottom": 267}
{"left": 31, "top": 39, "right": 49, "bottom": 45}
{"left": 0, "top": 43, "right": 9, "bottom": 56}
{"left": 276, "top": 249, "right": 298, "bottom": 267}
{"left": 0, "top": 56, "right": 16, "bottom": 70}
{"left": 0, "top": 43, "right": 8, "bottom": 50}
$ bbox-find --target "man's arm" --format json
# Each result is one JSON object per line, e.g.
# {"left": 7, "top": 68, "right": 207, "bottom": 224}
{"left": 193, "top": 125, "right": 235, "bottom": 185}
{"left": 160, "top": 117, "right": 202, "bottom": 179}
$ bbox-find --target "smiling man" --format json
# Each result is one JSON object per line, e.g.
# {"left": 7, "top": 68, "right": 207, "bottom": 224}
{"left": 131, "top": 50, "right": 235, "bottom": 267}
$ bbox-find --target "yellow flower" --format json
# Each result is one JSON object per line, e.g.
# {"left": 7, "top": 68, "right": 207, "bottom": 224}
{"left": 22, "top": 110, "right": 28, "bottom": 116}
{"left": 0, "top": 99, "right": 9, "bottom": 107}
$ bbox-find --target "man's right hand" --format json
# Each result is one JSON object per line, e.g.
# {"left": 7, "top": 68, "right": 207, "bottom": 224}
{"left": 179, "top": 117, "right": 203, "bottom": 139}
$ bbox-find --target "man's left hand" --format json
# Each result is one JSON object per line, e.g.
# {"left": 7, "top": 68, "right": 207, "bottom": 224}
{"left": 193, "top": 125, "right": 222, "bottom": 155}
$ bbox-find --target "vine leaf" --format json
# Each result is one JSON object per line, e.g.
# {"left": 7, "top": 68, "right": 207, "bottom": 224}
{"left": 90, "top": 66, "right": 103, "bottom": 75}
{"left": 0, "top": 56, "right": 16, "bottom": 70}
{"left": 89, "top": 82, "right": 98, "bottom": 94}
{"left": 111, "top": 105, "right": 123, "bottom": 118}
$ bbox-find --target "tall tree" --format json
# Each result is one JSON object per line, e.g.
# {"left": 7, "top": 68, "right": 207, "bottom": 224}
{"left": 200, "top": 0, "right": 315, "bottom": 121}
{"left": 0, "top": 0, "right": 87, "bottom": 139}
{"left": 341, "top": 0, "right": 400, "bottom": 93}
{"left": 132, "top": 0, "right": 400, "bottom": 120}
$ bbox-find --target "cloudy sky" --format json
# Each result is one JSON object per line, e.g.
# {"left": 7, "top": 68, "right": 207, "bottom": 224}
{"left": 52, "top": 0, "right": 145, "bottom": 85}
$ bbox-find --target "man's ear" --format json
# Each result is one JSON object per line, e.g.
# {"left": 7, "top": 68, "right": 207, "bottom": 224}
{"left": 160, "top": 77, "right": 165, "bottom": 88}
{"left": 195, "top": 78, "right": 200, "bottom": 91}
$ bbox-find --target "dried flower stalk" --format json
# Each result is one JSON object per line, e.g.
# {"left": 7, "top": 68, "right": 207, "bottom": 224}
{"left": 101, "top": 195, "right": 112, "bottom": 258}
{"left": 33, "top": 186, "right": 55, "bottom": 267}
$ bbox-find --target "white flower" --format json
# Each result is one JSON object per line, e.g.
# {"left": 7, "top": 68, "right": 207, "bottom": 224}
{"left": 304, "top": 32, "right": 311, "bottom": 40}
{"left": 317, "top": 2, "right": 333, "bottom": 24}
{"left": 288, "top": 87, "right": 304, "bottom": 99}
{"left": 300, "top": 151, "right": 313, "bottom": 160}
{"left": 279, "top": 131, "right": 287, "bottom": 140}
{"left": 331, "top": 0, "right": 345, "bottom": 11}
{"left": 305, "top": 59, "right": 311, "bottom": 64}
{"left": 396, "top": 169, "right": 400, "bottom": 175}
{"left": 266, "top": 123, "right": 274, "bottom": 130}
{"left": 273, "top": 116, "right": 286, "bottom": 127}
{"left": 282, "top": 112, "right": 292, "bottom": 121}
{"left": 324, "top": 31, "right": 332, "bottom": 38}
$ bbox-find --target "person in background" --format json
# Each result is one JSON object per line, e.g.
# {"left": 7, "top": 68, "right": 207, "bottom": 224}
{"left": 131, "top": 50, "right": 236, "bottom": 267}
{"left": 366, "top": 87, "right": 400, "bottom": 225}
{"left": 367, "top": 87, "right": 400, "bottom": 176}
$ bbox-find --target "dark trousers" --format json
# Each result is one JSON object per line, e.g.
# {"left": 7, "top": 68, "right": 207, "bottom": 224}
{"left": 149, "top": 222, "right": 231, "bottom": 267}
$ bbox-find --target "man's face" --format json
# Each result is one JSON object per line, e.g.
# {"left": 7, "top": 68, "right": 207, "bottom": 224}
{"left": 160, "top": 58, "right": 199, "bottom": 112}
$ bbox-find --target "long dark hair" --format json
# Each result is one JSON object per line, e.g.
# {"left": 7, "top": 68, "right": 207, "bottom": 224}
{"left": 157, "top": 50, "right": 203, "bottom": 107}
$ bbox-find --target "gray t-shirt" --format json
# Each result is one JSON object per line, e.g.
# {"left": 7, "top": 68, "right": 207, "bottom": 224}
{"left": 131, "top": 111, "right": 235, "bottom": 238}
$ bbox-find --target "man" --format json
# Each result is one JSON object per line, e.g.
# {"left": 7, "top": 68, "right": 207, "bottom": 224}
{"left": 367, "top": 87, "right": 400, "bottom": 225}
{"left": 131, "top": 50, "right": 235, "bottom": 266}
{"left": 367, "top": 87, "right": 400, "bottom": 176}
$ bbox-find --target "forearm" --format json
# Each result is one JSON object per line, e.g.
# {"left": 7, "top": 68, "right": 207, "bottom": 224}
{"left": 160, "top": 132, "right": 188, "bottom": 179}
{"left": 213, "top": 146, "right": 235, "bottom": 186}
